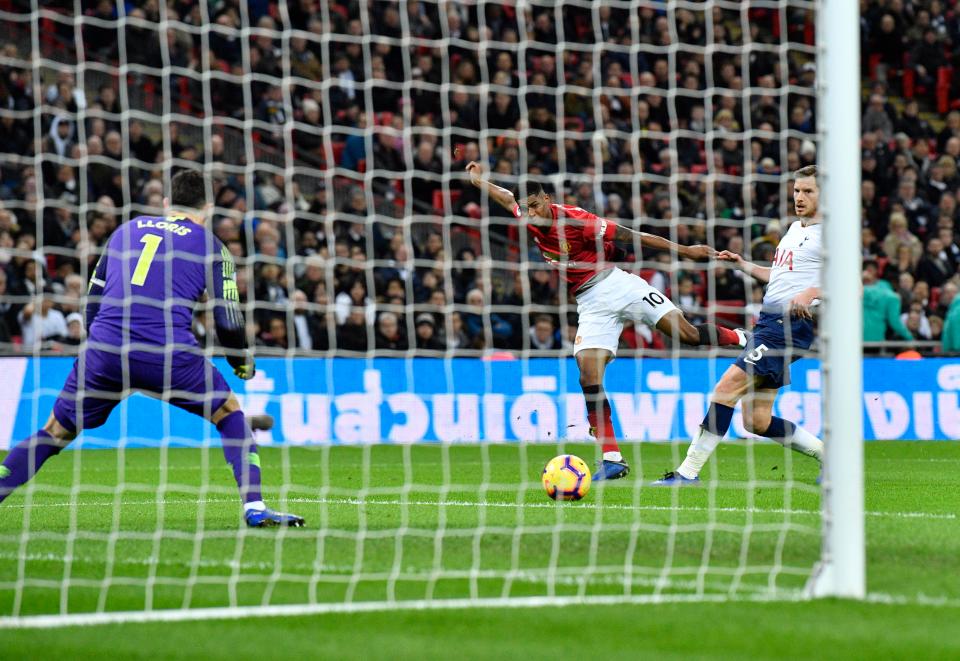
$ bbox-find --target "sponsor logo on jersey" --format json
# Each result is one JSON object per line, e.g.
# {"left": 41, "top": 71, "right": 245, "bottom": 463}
{"left": 772, "top": 248, "right": 794, "bottom": 270}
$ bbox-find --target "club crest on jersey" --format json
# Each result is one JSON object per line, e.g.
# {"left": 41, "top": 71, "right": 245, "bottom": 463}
{"left": 772, "top": 248, "right": 794, "bottom": 270}
{"left": 559, "top": 239, "right": 571, "bottom": 254}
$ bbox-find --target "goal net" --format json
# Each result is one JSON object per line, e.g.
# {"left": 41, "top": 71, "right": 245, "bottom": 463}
{"left": 0, "top": 0, "right": 860, "bottom": 626}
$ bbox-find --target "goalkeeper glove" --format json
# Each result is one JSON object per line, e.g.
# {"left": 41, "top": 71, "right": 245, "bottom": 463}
{"left": 228, "top": 349, "right": 256, "bottom": 380}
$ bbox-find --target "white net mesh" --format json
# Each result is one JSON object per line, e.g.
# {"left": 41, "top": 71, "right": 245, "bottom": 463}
{"left": 0, "top": 0, "right": 828, "bottom": 624}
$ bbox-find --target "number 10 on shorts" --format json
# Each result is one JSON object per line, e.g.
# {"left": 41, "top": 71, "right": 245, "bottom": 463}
{"left": 743, "top": 343, "right": 769, "bottom": 365}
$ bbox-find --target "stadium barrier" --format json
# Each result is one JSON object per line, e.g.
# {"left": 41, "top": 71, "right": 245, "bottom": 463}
{"left": 1, "top": 357, "right": 957, "bottom": 448}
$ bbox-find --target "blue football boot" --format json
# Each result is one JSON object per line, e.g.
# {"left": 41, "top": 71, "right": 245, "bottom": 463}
{"left": 592, "top": 459, "right": 631, "bottom": 481}
{"left": 245, "top": 508, "right": 305, "bottom": 528}
{"left": 815, "top": 467, "right": 823, "bottom": 485}
{"left": 650, "top": 470, "right": 701, "bottom": 486}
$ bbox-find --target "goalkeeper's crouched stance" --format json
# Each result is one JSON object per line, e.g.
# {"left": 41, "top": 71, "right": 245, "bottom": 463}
{"left": 0, "top": 170, "right": 303, "bottom": 528}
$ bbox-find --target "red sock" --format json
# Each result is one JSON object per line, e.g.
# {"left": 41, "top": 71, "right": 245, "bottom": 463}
{"left": 587, "top": 410, "right": 620, "bottom": 454}
{"left": 716, "top": 326, "right": 740, "bottom": 346}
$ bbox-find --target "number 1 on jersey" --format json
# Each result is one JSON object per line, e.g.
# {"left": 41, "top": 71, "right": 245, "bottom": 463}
{"left": 131, "top": 233, "right": 163, "bottom": 286}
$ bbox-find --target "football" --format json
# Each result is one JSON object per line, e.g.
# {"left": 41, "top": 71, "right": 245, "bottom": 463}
{"left": 541, "top": 455, "right": 592, "bottom": 501}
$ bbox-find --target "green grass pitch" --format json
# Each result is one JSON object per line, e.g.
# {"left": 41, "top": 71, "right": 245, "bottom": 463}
{"left": 1, "top": 441, "right": 958, "bottom": 659}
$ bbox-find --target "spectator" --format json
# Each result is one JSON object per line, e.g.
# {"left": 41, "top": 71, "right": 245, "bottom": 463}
{"left": 897, "top": 271, "right": 916, "bottom": 311}
{"left": 942, "top": 296, "right": 960, "bottom": 352}
{"left": 908, "top": 29, "right": 945, "bottom": 100}
{"left": 870, "top": 14, "right": 905, "bottom": 79}
{"left": 713, "top": 264, "right": 746, "bottom": 301}
{"left": 289, "top": 289, "right": 325, "bottom": 351}
{"left": 445, "top": 311, "right": 471, "bottom": 350}
{"left": 938, "top": 111, "right": 960, "bottom": 154}
{"left": 310, "top": 281, "right": 333, "bottom": 351}
{"left": 262, "top": 316, "right": 289, "bottom": 349}
{"left": 529, "top": 314, "right": 562, "bottom": 350}
{"left": 18, "top": 296, "right": 68, "bottom": 347}
{"left": 676, "top": 275, "right": 705, "bottom": 324}
{"left": 375, "top": 311, "right": 407, "bottom": 350}
{"left": 414, "top": 313, "right": 444, "bottom": 350}
{"left": 462, "top": 287, "right": 512, "bottom": 349}
{"left": 901, "top": 300, "right": 932, "bottom": 340}
{"left": 0, "top": 269, "right": 15, "bottom": 338}
{"left": 61, "top": 311, "right": 84, "bottom": 346}
{"left": 336, "top": 308, "right": 369, "bottom": 352}
{"left": 882, "top": 212, "right": 922, "bottom": 264}
{"left": 334, "top": 277, "right": 376, "bottom": 326}
{"left": 916, "top": 237, "right": 955, "bottom": 288}
{"left": 896, "top": 178, "right": 933, "bottom": 236}
{"left": 863, "top": 260, "right": 913, "bottom": 343}
{"left": 935, "top": 281, "right": 959, "bottom": 318}
{"left": 862, "top": 94, "right": 894, "bottom": 141}
{"left": 411, "top": 141, "right": 440, "bottom": 209}
{"left": 0, "top": 6, "right": 953, "bottom": 357}
{"left": 896, "top": 99, "right": 933, "bottom": 140}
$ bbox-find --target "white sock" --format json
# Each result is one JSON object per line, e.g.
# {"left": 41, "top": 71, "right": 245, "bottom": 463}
{"left": 244, "top": 500, "right": 266, "bottom": 513}
{"left": 676, "top": 428, "right": 724, "bottom": 479}
{"left": 603, "top": 450, "right": 623, "bottom": 462}
{"left": 777, "top": 425, "right": 824, "bottom": 464}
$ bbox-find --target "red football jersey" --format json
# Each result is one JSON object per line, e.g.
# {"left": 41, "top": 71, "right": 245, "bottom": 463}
{"left": 512, "top": 202, "right": 620, "bottom": 294}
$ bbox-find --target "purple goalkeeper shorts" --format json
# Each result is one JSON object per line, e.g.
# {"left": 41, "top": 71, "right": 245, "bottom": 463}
{"left": 52, "top": 348, "right": 233, "bottom": 434}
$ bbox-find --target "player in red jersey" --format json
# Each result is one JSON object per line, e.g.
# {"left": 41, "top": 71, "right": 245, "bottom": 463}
{"left": 467, "top": 163, "right": 747, "bottom": 480}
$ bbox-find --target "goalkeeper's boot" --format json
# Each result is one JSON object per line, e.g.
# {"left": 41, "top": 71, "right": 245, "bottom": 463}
{"left": 245, "top": 508, "right": 305, "bottom": 528}
{"left": 650, "top": 470, "right": 701, "bottom": 487}
{"left": 592, "top": 459, "right": 631, "bottom": 481}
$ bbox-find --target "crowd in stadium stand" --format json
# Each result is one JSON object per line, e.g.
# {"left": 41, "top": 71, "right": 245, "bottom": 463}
{"left": 0, "top": 1, "right": 959, "bottom": 354}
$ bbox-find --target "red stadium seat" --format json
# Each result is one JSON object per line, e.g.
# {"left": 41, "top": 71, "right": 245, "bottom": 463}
{"left": 868, "top": 53, "right": 882, "bottom": 80}
{"left": 902, "top": 66, "right": 915, "bottom": 99}
{"left": 709, "top": 299, "right": 746, "bottom": 327}
{"left": 331, "top": 142, "right": 345, "bottom": 165}
{"left": 432, "top": 189, "right": 462, "bottom": 213}
{"left": 937, "top": 66, "right": 953, "bottom": 114}
{"left": 178, "top": 77, "right": 191, "bottom": 114}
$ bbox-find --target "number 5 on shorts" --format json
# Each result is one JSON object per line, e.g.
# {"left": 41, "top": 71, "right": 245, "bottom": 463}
{"left": 743, "top": 343, "right": 769, "bottom": 365}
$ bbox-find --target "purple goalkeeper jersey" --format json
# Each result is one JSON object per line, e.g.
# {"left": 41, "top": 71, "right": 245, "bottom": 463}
{"left": 86, "top": 214, "right": 245, "bottom": 362}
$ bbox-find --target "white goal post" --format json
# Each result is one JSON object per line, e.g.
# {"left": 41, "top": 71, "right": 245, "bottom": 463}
{"left": 808, "top": 0, "right": 865, "bottom": 599}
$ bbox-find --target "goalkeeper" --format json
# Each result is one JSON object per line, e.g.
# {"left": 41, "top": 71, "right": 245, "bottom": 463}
{"left": 0, "top": 170, "right": 304, "bottom": 528}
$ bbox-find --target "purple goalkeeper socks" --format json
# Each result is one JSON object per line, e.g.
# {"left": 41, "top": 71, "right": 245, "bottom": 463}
{"left": 217, "top": 411, "right": 263, "bottom": 505}
{"left": 0, "top": 430, "right": 62, "bottom": 503}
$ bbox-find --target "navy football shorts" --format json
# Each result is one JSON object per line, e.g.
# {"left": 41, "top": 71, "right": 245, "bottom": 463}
{"left": 52, "top": 348, "right": 232, "bottom": 434}
{"left": 733, "top": 311, "right": 815, "bottom": 389}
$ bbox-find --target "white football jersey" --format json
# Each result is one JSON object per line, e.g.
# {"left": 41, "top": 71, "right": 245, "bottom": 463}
{"left": 762, "top": 219, "right": 823, "bottom": 309}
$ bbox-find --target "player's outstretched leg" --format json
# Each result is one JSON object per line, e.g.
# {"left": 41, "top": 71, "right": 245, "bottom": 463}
{"left": 652, "top": 364, "right": 748, "bottom": 486}
{"left": 0, "top": 415, "right": 74, "bottom": 504}
{"left": 655, "top": 310, "right": 748, "bottom": 348}
{"left": 743, "top": 396, "right": 824, "bottom": 466}
{"left": 213, "top": 402, "right": 304, "bottom": 528}
{"left": 576, "top": 349, "right": 630, "bottom": 481}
